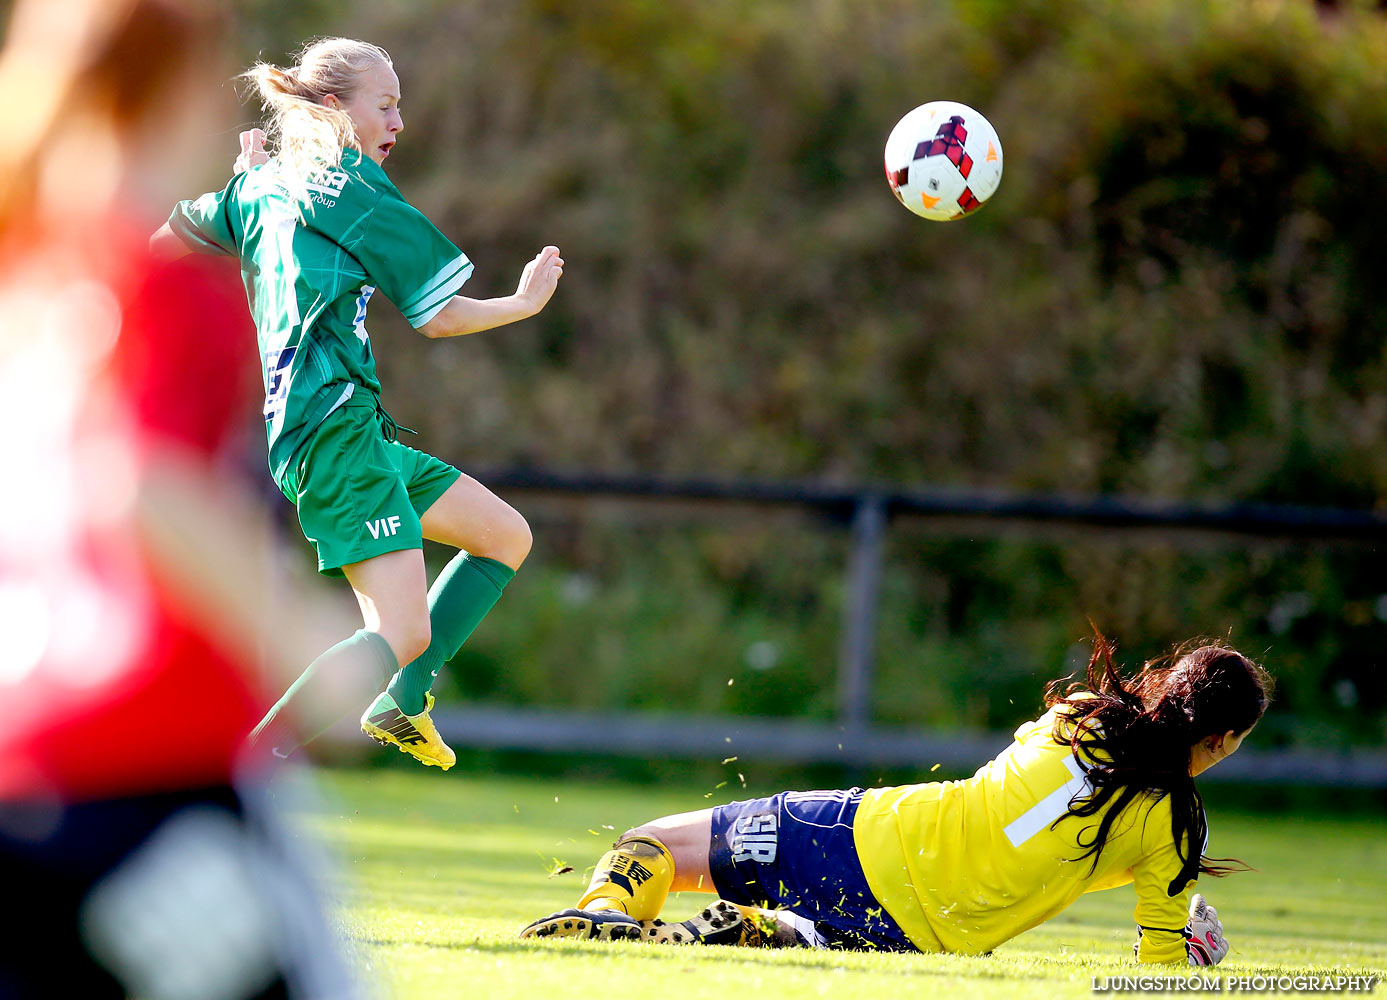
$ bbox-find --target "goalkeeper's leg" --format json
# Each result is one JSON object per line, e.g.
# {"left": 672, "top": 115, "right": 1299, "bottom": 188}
{"left": 520, "top": 810, "right": 712, "bottom": 941}
{"left": 519, "top": 807, "right": 815, "bottom": 948}
{"left": 577, "top": 834, "right": 676, "bottom": 916}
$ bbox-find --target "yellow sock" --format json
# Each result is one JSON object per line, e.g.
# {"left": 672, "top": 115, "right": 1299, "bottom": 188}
{"left": 578, "top": 836, "right": 674, "bottom": 920}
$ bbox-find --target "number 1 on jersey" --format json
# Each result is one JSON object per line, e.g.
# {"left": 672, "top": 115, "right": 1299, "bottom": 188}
{"left": 263, "top": 345, "right": 297, "bottom": 419}
{"left": 1003, "top": 754, "right": 1094, "bottom": 848}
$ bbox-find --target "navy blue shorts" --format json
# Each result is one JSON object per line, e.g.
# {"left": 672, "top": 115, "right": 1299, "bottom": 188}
{"left": 708, "top": 788, "right": 915, "bottom": 951}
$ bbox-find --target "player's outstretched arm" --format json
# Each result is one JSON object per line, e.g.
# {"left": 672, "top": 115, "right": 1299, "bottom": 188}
{"left": 418, "top": 246, "right": 564, "bottom": 339}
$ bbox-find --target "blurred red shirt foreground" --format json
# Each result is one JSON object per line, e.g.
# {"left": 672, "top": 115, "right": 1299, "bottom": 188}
{"left": 0, "top": 219, "right": 268, "bottom": 801}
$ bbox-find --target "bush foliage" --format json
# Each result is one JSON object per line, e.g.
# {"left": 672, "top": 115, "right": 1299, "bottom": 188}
{"left": 227, "top": 1, "right": 1387, "bottom": 748}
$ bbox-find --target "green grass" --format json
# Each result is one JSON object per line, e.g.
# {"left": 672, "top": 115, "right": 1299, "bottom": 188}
{"left": 287, "top": 767, "right": 1387, "bottom": 999}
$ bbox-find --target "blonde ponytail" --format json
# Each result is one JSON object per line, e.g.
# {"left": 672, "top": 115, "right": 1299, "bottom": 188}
{"left": 240, "top": 37, "right": 391, "bottom": 182}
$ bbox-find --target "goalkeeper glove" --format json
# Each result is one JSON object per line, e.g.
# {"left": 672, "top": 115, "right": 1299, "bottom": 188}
{"left": 1183, "top": 893, "right": 1229, "bottom": 966}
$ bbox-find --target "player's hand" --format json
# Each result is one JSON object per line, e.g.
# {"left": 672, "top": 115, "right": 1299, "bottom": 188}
{"left": 516, "top": 245, "right": 564, "bottom": 314}
{"left": 234, "top": 129, "right": 269, "bottom": 174}
{"left": 1184, "top": 893, "right": 1229, "bottom": 966}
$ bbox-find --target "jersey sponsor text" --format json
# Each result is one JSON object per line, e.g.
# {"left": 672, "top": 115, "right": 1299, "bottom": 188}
{"left": 305, "top": 170, "right": 349, "bottom": 206}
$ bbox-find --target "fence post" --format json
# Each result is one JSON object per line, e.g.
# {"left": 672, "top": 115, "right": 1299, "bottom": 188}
{"left": 837, "top": 493, "right": 888, "bottom": 735}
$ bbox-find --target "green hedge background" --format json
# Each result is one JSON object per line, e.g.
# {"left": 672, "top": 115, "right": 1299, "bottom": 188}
{"left": 221, "top": 0, "right": 1387, "bottom": 752}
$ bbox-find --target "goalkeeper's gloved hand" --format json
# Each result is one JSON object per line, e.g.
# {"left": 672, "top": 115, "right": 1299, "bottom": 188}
{"left": 1184, "top": 893, "right": 1229, "bottom": 966}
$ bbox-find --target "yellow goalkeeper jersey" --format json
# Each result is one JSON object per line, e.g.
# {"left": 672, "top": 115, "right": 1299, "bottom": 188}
{"left": 853, "top": 706, "right": 1196, "bottom": 963}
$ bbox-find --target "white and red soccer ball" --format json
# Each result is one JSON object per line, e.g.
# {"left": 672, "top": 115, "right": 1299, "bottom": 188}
{"left": 885, "top": 101, "right": 1003, "bottom": 221}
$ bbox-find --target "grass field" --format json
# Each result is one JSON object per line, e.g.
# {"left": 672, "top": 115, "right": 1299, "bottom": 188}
{"left": 286, "top": 766, "right": 1386, "bottom": 999}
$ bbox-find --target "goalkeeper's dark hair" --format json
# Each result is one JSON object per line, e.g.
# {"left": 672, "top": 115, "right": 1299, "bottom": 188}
{"left": 1044, "top": 631, "right": 1271, "bottom": 894}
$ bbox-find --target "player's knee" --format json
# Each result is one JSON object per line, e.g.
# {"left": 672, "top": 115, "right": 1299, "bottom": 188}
{"left": 505, "top": 513, "right": 533, "bottom": 567}
{"left": 621, "top": 825, "right": 665, "bottom": 847}
{"left": 404, "top": 621, "right": 432, "bottom": 665}
{"left": 482, "top": 506, "right": 531, "bottom": 569}
{"left": 387, "top": 618, "right": 431, "bottom": 666}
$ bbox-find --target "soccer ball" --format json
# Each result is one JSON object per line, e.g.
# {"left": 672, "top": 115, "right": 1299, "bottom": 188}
{"left": 884, "top": 101, "right": 1003, "bottom": 221}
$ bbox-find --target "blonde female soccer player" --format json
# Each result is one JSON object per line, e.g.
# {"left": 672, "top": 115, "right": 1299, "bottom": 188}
{"left": 521, "top": 638, "right": 1270, "bottom": 966}
{"left": 151, "top": 38, "right": 564, "bottom": 768}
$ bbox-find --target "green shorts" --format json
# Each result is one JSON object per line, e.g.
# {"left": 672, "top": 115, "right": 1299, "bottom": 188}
{"left": 276, "top": 398, "right": 461, "bottom": 577}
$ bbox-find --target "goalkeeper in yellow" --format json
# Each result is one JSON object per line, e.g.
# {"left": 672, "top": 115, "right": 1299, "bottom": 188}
{"left": 521, "top": 638, "right": 1269, "bottom": 966}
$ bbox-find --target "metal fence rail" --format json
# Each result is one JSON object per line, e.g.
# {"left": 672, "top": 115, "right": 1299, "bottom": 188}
{"left": 435, "top": 469, "right": 1387, "bottom": 788}
{"left": 430, "top": 706, "right": 1387, "bottom": 788}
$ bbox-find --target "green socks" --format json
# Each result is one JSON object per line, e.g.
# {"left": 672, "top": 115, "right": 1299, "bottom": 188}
{"left": 249, "top": 629, "right": 398, "bottom": 757}
{"left": 247, "top": 554, "right": 515, "bottom": 758}
{"left": 387, "top": 552, "right": 515, "bottom": 715}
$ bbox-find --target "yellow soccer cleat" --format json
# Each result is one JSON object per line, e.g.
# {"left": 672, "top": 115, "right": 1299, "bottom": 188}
{"left": 360, "top": 692, "right": 456, "bottom": 769}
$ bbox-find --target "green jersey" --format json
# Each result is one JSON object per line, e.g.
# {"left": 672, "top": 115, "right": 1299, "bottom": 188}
{"left": 168, "top": 149, "right": 473, "bottom": 480}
